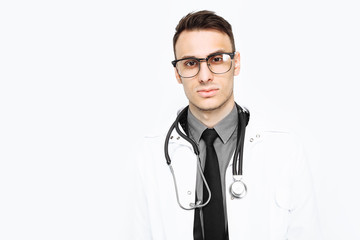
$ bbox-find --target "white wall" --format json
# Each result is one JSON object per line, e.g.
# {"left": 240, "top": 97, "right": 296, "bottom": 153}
{"left": 1, "top": 0, "right": 359, "bottom": 239}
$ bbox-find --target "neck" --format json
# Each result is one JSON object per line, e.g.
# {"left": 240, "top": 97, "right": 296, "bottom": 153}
{"left": 189, "top": 99, "right": 235, "bottom": 128}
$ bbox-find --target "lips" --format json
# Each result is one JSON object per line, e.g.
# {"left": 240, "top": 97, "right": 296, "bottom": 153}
{"left": 197, "top": 88, "right": 219, "bottom": 98}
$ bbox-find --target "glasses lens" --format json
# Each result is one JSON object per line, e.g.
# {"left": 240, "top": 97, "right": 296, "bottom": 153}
{"left": 208, "top": 53, "right": 232, "bottom": 74}
{"left": 176, "top": 59, "right": 199, "bottom": 78}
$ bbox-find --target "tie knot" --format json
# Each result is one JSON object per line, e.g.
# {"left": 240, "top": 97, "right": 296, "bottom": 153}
{"left": 201, "top": 128, "right": 218, "bottom": 145}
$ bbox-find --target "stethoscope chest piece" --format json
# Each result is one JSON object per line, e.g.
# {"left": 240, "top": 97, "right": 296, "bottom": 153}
{"left": 230, "top": 175, "right": 247, "bottom": 199}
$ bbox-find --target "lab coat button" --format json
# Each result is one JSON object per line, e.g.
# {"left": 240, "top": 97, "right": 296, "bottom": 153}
{"left": 187, "top": 191, "right": 192, "bottom": 195}
{"left": 250, "top": 138, "right": 254, "bottom": 142}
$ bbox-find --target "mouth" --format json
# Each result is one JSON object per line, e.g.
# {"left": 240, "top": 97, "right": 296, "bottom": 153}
{"left": 197, "top": 88, "right": 219, "bottom": 98}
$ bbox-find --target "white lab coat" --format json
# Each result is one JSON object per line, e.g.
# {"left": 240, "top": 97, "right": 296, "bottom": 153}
{"left": 132, "top": 110, "right": 322, "bottom": 240}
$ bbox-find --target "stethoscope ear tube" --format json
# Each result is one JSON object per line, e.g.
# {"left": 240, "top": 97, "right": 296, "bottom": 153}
{"left": 174, "top": 117, "right": 200, "bottom": 156}
{"left": 232, "top": 106, "right": 248, "bottom": 176}
{"left": 164, "top": 106, "right": 200, "bottom": 165}
{"left": 164, "top": 120, "right": 177, "bottom": 165}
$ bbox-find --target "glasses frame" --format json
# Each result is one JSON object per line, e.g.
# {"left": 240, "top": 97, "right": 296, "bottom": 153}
{"left": 171, "top": 52, "right": 236, "bottom": 78}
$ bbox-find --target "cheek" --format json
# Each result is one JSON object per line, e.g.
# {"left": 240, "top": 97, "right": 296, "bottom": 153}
{"left": 219, "top": 76, "right": 234, "bottom": 93}
{"left": 181, "top": 82, "right": 193, "bottom": 97}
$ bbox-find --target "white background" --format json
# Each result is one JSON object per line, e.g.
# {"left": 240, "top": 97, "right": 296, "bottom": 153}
{"left": 1, "top": 0, "right": 359, "bottom": 239}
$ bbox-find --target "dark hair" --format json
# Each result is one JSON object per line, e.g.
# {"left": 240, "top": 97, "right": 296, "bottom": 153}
{"left": 173, "top": 10, "right": 235, "bottom": 58}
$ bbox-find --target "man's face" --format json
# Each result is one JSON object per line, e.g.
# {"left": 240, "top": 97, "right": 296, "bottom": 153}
{"left": 174, "top": 29, "right": 240, "bottom": 112}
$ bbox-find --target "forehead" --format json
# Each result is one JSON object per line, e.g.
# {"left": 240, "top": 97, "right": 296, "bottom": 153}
{"left": 175, "top": 29, "right": 232, "bottom": 59}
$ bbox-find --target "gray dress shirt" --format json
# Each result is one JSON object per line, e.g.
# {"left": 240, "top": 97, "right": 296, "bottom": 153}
{"left": 187, "top": 105, "right": 238, "bottom": 227}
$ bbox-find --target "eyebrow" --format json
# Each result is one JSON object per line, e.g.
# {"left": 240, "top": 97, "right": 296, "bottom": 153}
{"left": 178, "top": 49, "right": 229, "bottom": 60}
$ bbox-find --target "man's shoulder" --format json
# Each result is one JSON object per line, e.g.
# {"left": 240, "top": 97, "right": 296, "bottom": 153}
{"left": 140, "top": 107, "right": 185, "bottom": 142}
{"left": 246, "top": 108, "right": 294, "bottom": 134}
{"left": 243, "top": 106, "right": 303, "bottom": 149}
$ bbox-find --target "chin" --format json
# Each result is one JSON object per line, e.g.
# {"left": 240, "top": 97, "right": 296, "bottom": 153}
{"left": 192, "top": 100, "right": 224, "bottom": 112}
{"left": 190, "top": 92, "right": 234, "bottom": 112}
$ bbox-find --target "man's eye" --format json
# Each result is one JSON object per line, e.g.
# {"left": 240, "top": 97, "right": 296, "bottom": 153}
{"left": 184, "top": 60, "right": 198, "bottom": 67}
{"left": 211, "top": 56, "right": 223, "bottom": 63}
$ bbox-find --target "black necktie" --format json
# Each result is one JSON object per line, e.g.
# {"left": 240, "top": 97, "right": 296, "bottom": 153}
{"left": 194, "top": 128, "right": 227, "bottom": 240}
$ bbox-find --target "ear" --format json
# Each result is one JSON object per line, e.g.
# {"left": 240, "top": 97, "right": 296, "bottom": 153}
{"left": 234, "top": 51, "right": 241, "bottom": 76}
{"left": 174, "top": 68, "right": 183, "bottom": 84}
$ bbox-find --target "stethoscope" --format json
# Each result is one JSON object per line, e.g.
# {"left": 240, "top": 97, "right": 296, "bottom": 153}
{"left": 164, "top": 103, "right": 250, "bottom": 210}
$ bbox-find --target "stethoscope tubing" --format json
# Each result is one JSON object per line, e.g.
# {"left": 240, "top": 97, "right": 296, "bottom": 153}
{"left": 164, "top": 104, "right": 249, "bottom": 207}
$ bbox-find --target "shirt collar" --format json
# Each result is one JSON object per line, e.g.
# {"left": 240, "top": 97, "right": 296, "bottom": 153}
{"left": 187, "top": 105, "right": 238, "bottom": 144}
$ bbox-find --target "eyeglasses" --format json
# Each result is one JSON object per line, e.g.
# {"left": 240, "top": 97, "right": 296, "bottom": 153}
{"left": 171, "top": 52, "right": 235, "bottom": 78}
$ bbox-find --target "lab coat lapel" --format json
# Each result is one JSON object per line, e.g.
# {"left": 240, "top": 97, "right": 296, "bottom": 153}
{"left": 226, "top": 126, "right": 269, "bottom": 239}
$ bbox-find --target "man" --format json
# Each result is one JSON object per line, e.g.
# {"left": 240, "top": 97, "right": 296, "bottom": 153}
{"left": 133, "top": 10, "right": 321, "bottom": 240}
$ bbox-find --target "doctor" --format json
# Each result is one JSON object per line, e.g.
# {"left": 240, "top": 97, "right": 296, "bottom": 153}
{"left": 133, "top": 10, "right": 321, "bottom": 240}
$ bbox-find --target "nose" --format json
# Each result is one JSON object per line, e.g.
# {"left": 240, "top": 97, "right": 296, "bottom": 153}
{"left": 197, "top": 60, "right": 213, "bottom": 83}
